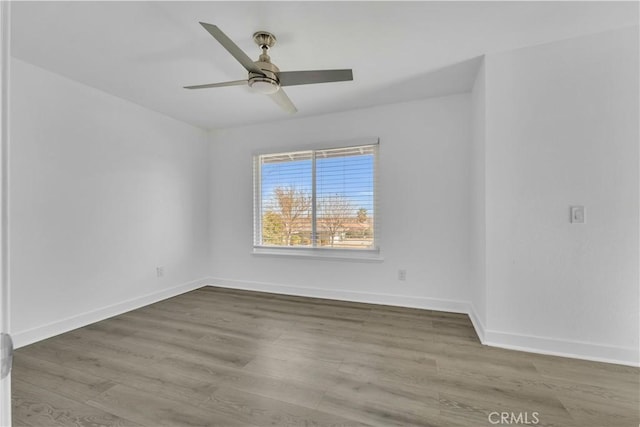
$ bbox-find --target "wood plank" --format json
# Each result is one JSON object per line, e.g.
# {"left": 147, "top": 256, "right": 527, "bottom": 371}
{"left": 13, "top": 353, "right": 116, "bottom": 403}
{"left": 87, "top": 384, "right": 243, "bottom": 427}
{"left": 18, "top": 339, "right": 220, "bottom": 407}
{"left": 242, "top": 354, "right": 345, "bottom": 388}
{"left": 317, "top": 388, "right": 442, "bottom": 427}
{"left": 12, "top": 379, "right": 140, "bottom": 427}
{"left": 200, "top": 386, "right": 368, "bottom": 426}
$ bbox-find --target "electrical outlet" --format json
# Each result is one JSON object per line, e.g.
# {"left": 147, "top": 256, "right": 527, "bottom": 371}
{"left": 156, "top": 266, "right": 164, "bottom": 278}
{"left": 398, "top": 269, "right": 407, "bottom": 281}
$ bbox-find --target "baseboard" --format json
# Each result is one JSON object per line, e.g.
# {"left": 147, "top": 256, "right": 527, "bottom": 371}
{"left": 466, "top": 302, "right": 486, "bottom": 343}
{"left": 12, "top": 277, "right": 210, "bottom": 349}
{"left": 482, "top": 329, "right": 639, "bottom": 367}
{"left": 207, "top": 277, "right": 470, "bottom": 314}
{"left": 208, "top": 277, "right": 639, "bottom": 367}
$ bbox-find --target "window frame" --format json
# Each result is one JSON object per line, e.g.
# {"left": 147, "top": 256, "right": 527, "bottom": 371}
{"left": 252, "top": 138, "right": 381, "bottom": 260}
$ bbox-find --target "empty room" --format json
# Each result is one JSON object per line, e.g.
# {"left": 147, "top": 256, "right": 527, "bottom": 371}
{"left": 0, "top": 1, "right": 638, "bottom": 426}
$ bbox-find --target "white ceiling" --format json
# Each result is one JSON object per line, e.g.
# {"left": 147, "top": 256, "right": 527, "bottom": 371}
{"left": 10, "top": 1, "right": 638, "bottom": 130}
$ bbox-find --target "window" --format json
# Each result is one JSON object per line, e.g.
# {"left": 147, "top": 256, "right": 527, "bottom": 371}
{"left": 254, "top": 140, "right": 378, "bottom": 252}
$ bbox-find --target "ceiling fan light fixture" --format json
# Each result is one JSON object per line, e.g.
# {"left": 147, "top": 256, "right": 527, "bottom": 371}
{"left": 249, "top": 78, "right": 280, "bottom": 94}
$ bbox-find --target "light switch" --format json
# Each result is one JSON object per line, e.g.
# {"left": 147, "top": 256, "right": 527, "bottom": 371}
{"left": 570, "top": 206, "right": 585, "bottom": 224}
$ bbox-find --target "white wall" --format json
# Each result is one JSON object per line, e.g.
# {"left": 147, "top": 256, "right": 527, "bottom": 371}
{"left": 10, "top": 59, "right": 211, "bottom": 346}
{"left": 483, "top": 26, "right": 639, "bottom": 365}
{"left": 209, "top": 95, "right": 472, "bottom": 310}
{"left": 469, "top": 58, "right": 487, "bottom": 333}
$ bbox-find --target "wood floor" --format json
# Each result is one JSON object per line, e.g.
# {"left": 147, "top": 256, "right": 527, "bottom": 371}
{"left": 11, "top": 286, "right": 640, "bottom": 427}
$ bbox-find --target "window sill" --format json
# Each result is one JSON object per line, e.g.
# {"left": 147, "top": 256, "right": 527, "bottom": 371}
{"left": 252, "top": 247, "right": 384, "bottom": 263}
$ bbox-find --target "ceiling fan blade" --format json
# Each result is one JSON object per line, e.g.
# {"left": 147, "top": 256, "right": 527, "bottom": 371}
{"left": 278, "top": 69, "right": 353, "bottom": 87}
{"left": 199, "top": 22, "right": 265, "bottom": 76}
{"left": 268, "top": 89, "right": 297, "bottom": 114}
{"left": 184, "top": 80, "right": 247, "bottom": 90}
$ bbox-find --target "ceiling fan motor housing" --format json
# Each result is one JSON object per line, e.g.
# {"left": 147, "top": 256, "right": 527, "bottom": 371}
{"left": 248, "top": 60, "right": 281, "bottom": 94}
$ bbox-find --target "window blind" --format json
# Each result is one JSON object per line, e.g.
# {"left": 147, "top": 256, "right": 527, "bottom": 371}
{"left": 254, "top": 142, "right": 378, "bottom": 250}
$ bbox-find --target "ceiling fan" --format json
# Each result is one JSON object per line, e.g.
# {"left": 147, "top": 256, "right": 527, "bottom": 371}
{"left": 184, "top": 23, "right": 353, "bottom": 114}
